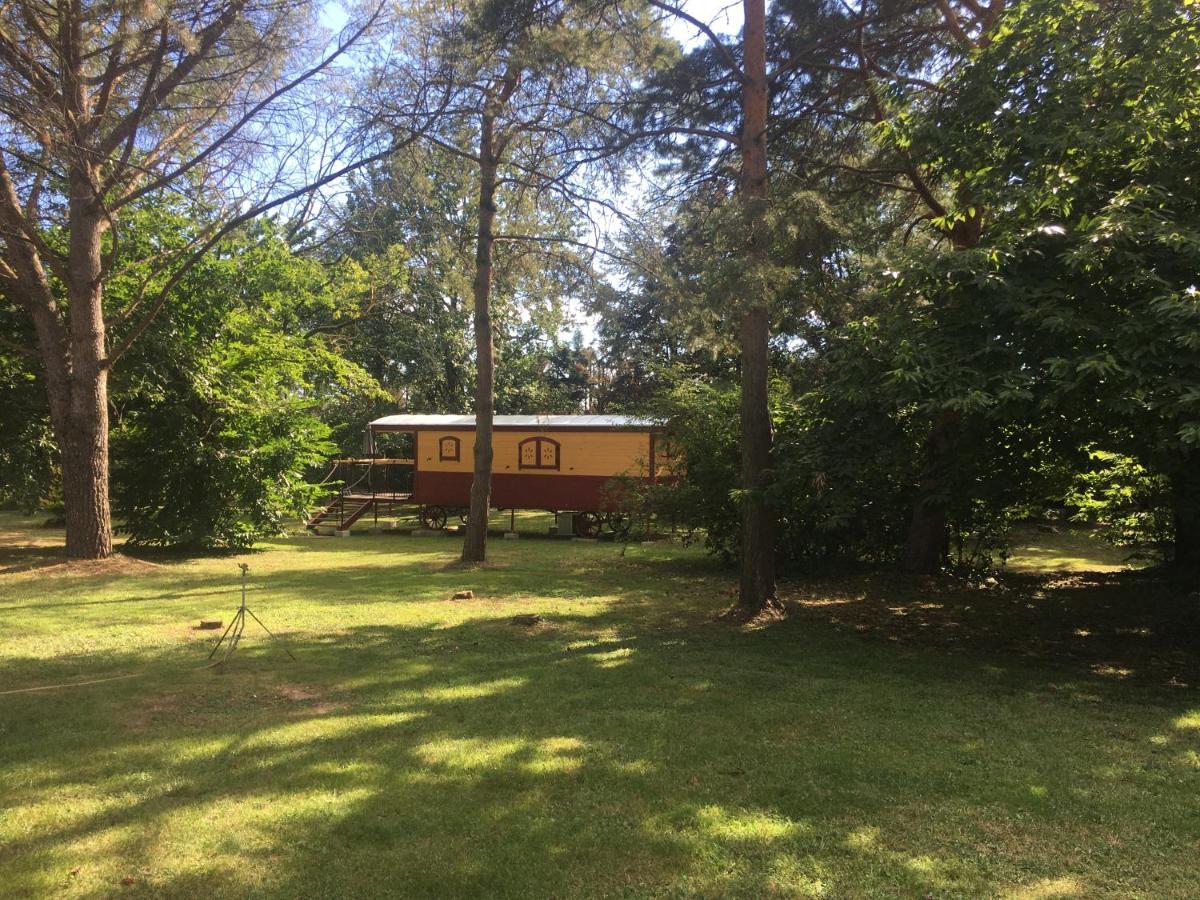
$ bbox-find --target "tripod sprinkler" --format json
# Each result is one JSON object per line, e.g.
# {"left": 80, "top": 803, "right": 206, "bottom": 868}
{"left": 207, "top": 563, "right": 295, "bottom": 665}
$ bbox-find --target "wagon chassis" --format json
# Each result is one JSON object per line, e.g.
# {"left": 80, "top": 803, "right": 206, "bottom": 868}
{"left": 414, "top": 505, "right": 631, "bottom": 539}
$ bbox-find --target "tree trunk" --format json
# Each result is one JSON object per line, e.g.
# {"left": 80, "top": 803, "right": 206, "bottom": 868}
{"left": 901, "top": 410, "right": 959, "bottom": 574}
{"left": 739, "top": 304, "right": 776, "bottom": 606}
{"left": 735, "top": 0, "right": 778, "bottom": 613}
{"left": 59, "top": 379, "right": 113, "bottom": 558}
{"left": 461, "top": 111, "right": 500, "bottom": 563}
{"left": 0, "top": 147, "right": 114, "bottom": 559}
{"left": 61, "top": 166, "right": 114, "bottom": 559}
{"left": 900, "top": 211, "right": 983, "bottom": 575}
{"left": 1170, "top": 450, "right": 1200, "bottom": 570}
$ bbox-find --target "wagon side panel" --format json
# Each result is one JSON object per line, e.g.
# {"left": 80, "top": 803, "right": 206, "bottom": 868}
{"left": 412, "top": 428, "right": 653, "bottom": 512}
{"left": 411, "top": 429, "right": 474, "bottom": 507}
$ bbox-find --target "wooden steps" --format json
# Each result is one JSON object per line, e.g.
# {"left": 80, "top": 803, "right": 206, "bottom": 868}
{"left": 339, "top": 500, "right": 373, "bottom": 529}
{"left": 306, "top": 492, "right": 412, "bottom": 531}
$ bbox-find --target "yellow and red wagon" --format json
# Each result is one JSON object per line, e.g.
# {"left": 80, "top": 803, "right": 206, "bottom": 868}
{"left": 310, "top": 414, "right": 669, "bottom": 536}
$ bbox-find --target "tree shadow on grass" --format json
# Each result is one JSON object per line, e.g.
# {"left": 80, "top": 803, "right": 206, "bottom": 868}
{"left": 2, "top": 608, "right": 1198, "bottom": 898}
{"left": 784, "top": 567, "right": 1200, "bottom": 690}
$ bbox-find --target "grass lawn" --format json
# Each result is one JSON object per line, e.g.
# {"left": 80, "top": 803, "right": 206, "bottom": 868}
{"left": 0, "top": 513, "right": 1197, "bottom": 898}
{"left": 1004, "top": 525, "right": 1148, "bottom": 575}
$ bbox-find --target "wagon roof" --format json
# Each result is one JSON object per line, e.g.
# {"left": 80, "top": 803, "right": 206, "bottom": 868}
{"left": 369, "top": 414, "right": 661, "bottom": 431}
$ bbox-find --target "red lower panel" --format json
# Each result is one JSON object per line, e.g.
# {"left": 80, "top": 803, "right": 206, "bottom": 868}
{"left": 412, "top": 470, "right": 639, "bottom": 511}
{"left": 412, "top": 471, "right": 472, "bottom": 507}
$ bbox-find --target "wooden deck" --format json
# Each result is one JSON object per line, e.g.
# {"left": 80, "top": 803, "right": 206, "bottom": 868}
{"left": 332, "top": 459, "right": 415, "bottom": 466}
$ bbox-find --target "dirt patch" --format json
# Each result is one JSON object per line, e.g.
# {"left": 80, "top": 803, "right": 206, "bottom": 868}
{"left": 1, "top": 552, "right": 163, "bottom": 578}
{"left": 474, "top": 614, "right": 556, "bottom": 637}
{"left": 718, "top": 596, "right": 788, "bottom": 628}
{"left": 435, "top": 559, "right": 508, "bottom": 573}
{"left": 127, "top": 690, "right": 190, "bottom": 732}
{"left": 275, "top": 683, "right": 322, "bottom": 701}
{"left": 270, "top": 681, "right": 342, "bottom": 715}
{"left": 128, "top": 679, "right": 342, "bottom": 732}
{"left": 0, "top": 519, "right": 177, "bottom": 577}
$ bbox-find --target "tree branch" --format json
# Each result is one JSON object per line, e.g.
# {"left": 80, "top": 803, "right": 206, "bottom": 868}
{"left": 105, "top": 95, "right": 449, "bottom": 369}
{"left": 648, "top": 0, "right": 745, "bottom": 83}
{"left": 111, "top": 4, "right": 385, "bottom": 208}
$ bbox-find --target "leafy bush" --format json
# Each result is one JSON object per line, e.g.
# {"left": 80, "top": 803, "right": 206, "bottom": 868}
{"left": 770, "top": 391, "right": 918, "bottom": 567}
{"left": 1066, "top": 450, "right": 1172, "bottom": 558}
{"left": 113, "top": 397, "right": 335, "bottom": 551}
{"left": 0, "top": 352, "right": 57, "bottom": 513}
{"left": 650, "top": 371, "right": 1073, "bottom": 573}
{"left": 109, "top": 219, "right": 379, "bottom": 550}
{"left": 647, "top": 380, "right": 919, "bottom": 568}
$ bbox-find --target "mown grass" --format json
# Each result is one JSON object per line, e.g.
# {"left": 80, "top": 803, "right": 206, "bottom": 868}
{"left": 1004, "top": 524, "right": 1147, "bottom": 575}
{"left": 0, "top": 512, "right": 1197, "bottom": 898}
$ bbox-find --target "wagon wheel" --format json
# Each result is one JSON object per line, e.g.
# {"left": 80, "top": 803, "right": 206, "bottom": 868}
{"left": 572, "top": 511, "right": 600, "bottom": 538}
{"left": 602, "top": 512, "right": 632, "bottom": 540}
{"left": 420, "top": 506, "right": 448, "bottom": 530}
{"left": 456, "top": 507, "right": 470, "bottom": 524}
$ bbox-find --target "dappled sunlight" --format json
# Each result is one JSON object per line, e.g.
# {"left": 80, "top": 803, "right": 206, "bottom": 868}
{"left": 1008, "top": 545, "right": 1131, "bottom": 574}
{"left": 55, "top": 819, "right": 148, "bottom": 870}
{"left": 522, "top": 737, "right": 587, "bottom": 775}
{"left": 610, "top": 757, "right": 657, "bottom": 776}
{"left": 421, "top": 676, "right": 527, "bottom": 702}
{"left": 1090, "top": 663, "right": 1133, "bottom": 679}
{"left": 242, "top": 711, "right": 426, "bottom": 752}
{"left": 694, "top": 805, "right": 807, "bottom": 843}
{"left": 1006, "top": 525, "right": 1140, "bottom": 575}
{"left": 792, "top": 594, "right": 857, "bottom": 608}
{"left": 761, "top": 855, "right": 830, "bottom": 897}
{"left": 1173, "top": 710, "right": 1200, "bottom": 730}
{"left": 584, "top": 646, "right": 636, "bottom": 668}
{"left": 225, "top": 785, "right": 378, "bottom": 822}
{"left": 1001, "top": 875, "right": 1086, "bottom": 898}
{"left": 905, "top": 855, "right": 939, "bottom": 875}
{"left": 415, "top": 736, "right": 528, "bottom": 770}
{"left": 844, "top": 824, "right": 880, "bottom": 849}
{"left": 538, "top": 736, "right": 584, "bottom": 753}
{"left": 1, "top": 792, "right": 132, "bottom": 845}
{"left": 563, "top": 630, "right": 629, "bottom": 652}
{"left": 835, "top": 817, "right": 959, "bottom": 895}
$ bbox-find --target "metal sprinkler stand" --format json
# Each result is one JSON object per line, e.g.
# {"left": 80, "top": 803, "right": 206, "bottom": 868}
{"left": 208, "top": 563, "right": 295, "bottom": 665}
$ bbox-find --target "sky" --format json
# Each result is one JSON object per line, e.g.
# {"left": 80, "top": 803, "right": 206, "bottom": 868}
{"left": 313, "top": 0, "right": 750, "bottom": 346}
{"left": 318, "top": 1, "right": 744, "bottom": 52}
{"left": 663, "top": 0, "right": 742, "bottom": 44}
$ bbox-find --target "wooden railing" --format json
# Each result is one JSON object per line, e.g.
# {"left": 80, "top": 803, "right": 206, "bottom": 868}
{"left": 331, "top": 458, "right": 415, "bottom": 466}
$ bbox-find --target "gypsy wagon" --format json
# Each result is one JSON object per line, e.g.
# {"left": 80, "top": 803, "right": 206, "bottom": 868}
{"left": 309, "top": 414, "right": 669, "bottom": 537}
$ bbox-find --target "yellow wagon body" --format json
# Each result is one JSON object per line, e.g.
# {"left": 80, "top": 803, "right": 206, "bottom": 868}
{"left": 369, "top": 414, "right": 666, "bottom": 513}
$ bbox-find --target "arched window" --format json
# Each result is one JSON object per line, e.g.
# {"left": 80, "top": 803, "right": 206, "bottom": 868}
{"left": 518, "top": 436, "right": 560, "bottom": 470}
{"left": 438, "top": 435, "right": 460, "bottom": 462}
